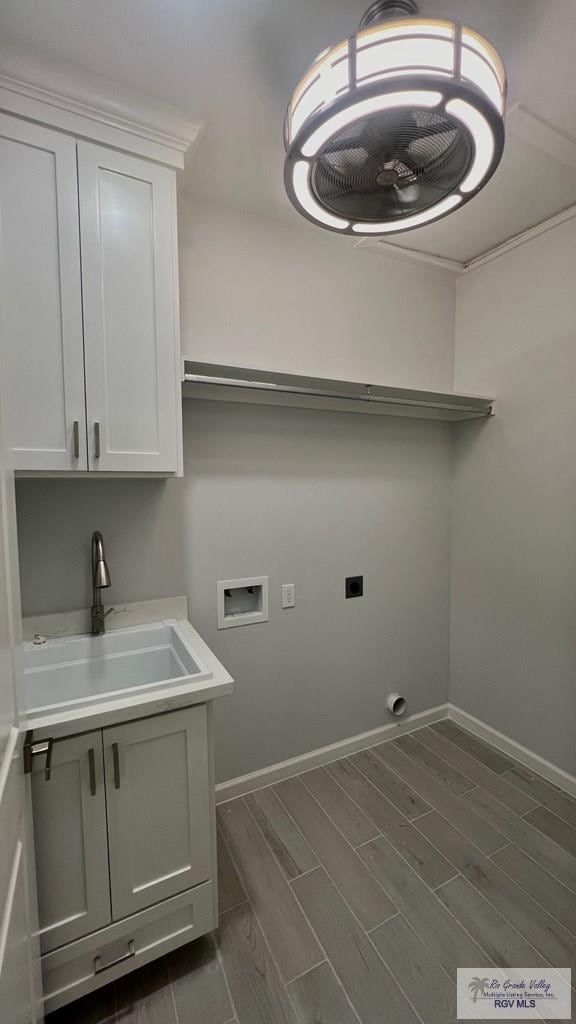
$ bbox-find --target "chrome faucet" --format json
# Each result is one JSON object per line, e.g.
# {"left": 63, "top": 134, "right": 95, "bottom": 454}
{"left": 91, "top": 531, "right": 111, "bottom": 635}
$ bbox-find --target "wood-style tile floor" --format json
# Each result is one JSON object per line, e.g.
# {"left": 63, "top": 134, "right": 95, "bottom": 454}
{"left": 48, "top": 720, "right": 576, "bottom": 1023}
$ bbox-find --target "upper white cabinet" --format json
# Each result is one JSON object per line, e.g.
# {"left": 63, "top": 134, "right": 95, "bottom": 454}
{"left": 0, "top": 114, "right": 87, "bottom": 471}
{"left": 0, "top": 115, "right": 182, "bottom": 475}
{"left": 78, "top": 144, "right": 180, "bottom": 473}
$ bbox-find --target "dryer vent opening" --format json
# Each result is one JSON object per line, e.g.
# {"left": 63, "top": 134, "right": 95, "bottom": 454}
{"left": 387, "top": 693, "right": 407, "bottom": 717}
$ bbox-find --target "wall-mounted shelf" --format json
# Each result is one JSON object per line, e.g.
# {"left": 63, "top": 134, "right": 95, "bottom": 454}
{"left": 182, "top": 362, "right": 494, "bottom": 422}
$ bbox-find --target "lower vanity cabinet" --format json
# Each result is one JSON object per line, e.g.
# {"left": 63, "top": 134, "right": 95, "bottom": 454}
{"left": 31, "top": 704, "right": 216, "bottom": 1012}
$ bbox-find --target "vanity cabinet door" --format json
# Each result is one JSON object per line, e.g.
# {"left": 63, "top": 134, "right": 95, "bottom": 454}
{"left": 0, "top": 114, "right": 87, "bottom": 471}
{"left": 77, "top": 141, "right": 181, "bottom": 474}
{"left": 31, "top": 732, "right": 111, "bottom": 953}
{"left": 104, "top": 707, "right": 211, "bottom": 920}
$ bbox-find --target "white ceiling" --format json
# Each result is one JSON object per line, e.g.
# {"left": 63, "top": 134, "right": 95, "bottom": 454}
{"left": 1, "top": 0, "right": 575, "bottom": 261}
{"left": 384, "top": 111, "right": 576, "bottom": 263}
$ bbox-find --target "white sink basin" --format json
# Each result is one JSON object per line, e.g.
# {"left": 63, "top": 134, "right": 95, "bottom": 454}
{"left": 23, "top": 621, "right": 212, "bottom": 716}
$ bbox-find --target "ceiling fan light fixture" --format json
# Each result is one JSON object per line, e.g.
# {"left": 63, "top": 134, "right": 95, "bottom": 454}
{"left": 351, "top": 192, "right": 462, "bottom": 233}
{"left": 284, "top": 0, "right": 506, "bottom": 235}
{"left": 445, "top": 98, "right": 495, "bottom": 193}
{"left": 301, "top": 89, "right": 443, "bottom": 158}
{"left": 292, "top": 160, "right": 351, "bottom": 230}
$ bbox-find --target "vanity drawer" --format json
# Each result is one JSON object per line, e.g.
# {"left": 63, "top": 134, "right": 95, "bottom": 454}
{"left": 41, "top": 879, "right": 215, "bottom": 1013}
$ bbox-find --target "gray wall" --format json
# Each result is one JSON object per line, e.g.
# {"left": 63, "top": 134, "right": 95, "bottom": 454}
{"left": 16, "top": 199, "right": 457, "bottom": 783}
{"left": 17, "top": 399, "right": 452, "bottom": 782}
{"left": 17, "top": 198, "right": 576, "bottom": 781}
{"left": 178, "top": 198, "right": 456, "bottom": 392}
{"left": 451, "top": 218, "right": 576, "bottom": 777}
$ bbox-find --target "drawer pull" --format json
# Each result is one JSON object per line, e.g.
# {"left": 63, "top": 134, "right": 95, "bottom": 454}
{"left": 93, "top": 939, "right": 135, "bottom": 975}
{"left": 94, "top": 421, "right": 101, "bottom": 459}
{"left": 112, "top": 742, "right": 121, "bottom": 789}
{"left": 88, "top": 748, "right": 97, "bottom": 797}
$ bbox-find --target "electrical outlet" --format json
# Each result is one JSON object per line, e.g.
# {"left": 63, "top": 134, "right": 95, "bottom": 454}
{"left": 282, "top": 583, "right": 296, "bottom": 608}
{"left": 345, "top": 575, "right": 363, "bottom": 599}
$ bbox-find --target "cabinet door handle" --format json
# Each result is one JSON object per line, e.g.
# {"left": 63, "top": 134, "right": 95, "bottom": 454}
{"left": 23, "top": 733, "right": 53, "bottom": 780}
{"left": 112, "top": 742, "right": 121, "bottom": 789}
{"left": 94, "top": 421, "right": 101, "bottom": 459}
{"left": 72, "top": 420, "right": 80, "bottom": 459}
{"left": 44, "top": 738, "right": 54, "bottom": 781}
{"left": 94, "top": 940, "right": 135, "bottom": 975}
{"left": 88, "top": 747, "right": 97, "bottom": 796}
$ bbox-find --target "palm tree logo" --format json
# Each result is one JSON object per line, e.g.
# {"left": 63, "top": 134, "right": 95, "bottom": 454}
{"left": 468, "top": 977, "right": 490, "bottom": 1003}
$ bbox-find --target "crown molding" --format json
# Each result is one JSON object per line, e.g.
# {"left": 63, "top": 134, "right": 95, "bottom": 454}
{"left": 355, "top": 105, "right": 576, "bottom": 276}
{"left": 356, "top": 200, "right": 576, "bottom": 276}
{"left": 0, "top": 44, "right": 202, "bottom": 168}
{"left": 354, "top": 238, "right": 465, "bottom": 275}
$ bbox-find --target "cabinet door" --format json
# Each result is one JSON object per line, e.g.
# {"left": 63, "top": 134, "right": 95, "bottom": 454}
{"left": 104, "top": 707, "right": 211, "bottom": 920}
{"left": 77, "top": 142, "right": 181, "bottom": 474}
{"left": 31, "top": 732, "right": 111, "bottom": 953}
{"left": 0, "top": 114, "right": 87, "bottom": 471}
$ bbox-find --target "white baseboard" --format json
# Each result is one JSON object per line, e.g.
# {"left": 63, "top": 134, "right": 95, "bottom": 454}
{"left": 216, "top": 700, "right": 576, "bottom": 804}
{"left": 215, "top": 703, "right": 449, "bottom": 804}
{"left": 448, "top": 704, "right": 576, "bottom": 799}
